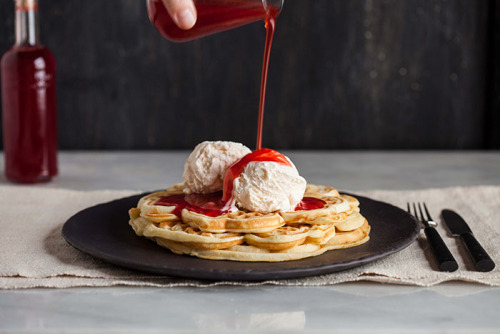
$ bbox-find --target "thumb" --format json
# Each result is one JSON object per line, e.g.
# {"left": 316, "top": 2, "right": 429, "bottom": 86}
{"left": 162, "top": 0, "right": 197, "bottom": 30}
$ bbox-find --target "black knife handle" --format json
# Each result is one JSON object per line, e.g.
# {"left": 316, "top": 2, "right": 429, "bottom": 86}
{"left": 460, "top": 232, "right": 495, "bottom": 272}
{"left": 424, "top": 227, "right": 459, "bottom": 272}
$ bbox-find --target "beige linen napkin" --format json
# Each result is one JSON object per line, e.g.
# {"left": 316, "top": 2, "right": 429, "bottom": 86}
{"left": 1, "top": 185, "right": 499, "bottom": 289}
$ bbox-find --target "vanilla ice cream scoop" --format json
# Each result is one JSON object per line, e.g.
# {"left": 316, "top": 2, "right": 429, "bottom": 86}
{"left": 183, "top": 141, "right": 252, "bottom": 194}
{"left": 232, "top": 160, "right": 307, "bottom": 213}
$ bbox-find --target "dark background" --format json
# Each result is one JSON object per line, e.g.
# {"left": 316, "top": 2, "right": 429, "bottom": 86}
{"left": 1, "top": 0, "right": 499, "bottom": 150}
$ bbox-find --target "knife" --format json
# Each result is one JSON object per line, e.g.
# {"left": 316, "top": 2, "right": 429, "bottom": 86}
{"left": 441, "top": 209, "right": 495, "bottom": 272}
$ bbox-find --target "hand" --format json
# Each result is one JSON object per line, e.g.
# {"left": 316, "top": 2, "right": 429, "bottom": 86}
{"left": 162, "top": 0, "right": 197, "bottom": 30}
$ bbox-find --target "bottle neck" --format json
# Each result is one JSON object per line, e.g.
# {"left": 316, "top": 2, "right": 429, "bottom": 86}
{"left": 15, "top": 5, "right": 40, "bottom": 46}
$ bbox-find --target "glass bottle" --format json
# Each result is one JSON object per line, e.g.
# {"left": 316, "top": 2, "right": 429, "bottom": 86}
{"left": 1, "top": 0, "right": 58, "bottom": 183}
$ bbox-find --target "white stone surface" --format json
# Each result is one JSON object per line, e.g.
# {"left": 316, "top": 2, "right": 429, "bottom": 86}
{"left": 1, "top": 151, "right": 499, "bottom": 333}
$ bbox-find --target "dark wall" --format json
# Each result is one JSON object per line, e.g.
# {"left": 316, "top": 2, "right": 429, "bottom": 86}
{"left": 0, "top": 0, "right": 497, "bottom": 150}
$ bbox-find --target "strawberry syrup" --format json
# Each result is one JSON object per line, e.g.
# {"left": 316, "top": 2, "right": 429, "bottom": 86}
{"left": 156, "top": 192, "right": 230, "bottom": 217}
{"left": 156, "top": 191, "right": 325, "bottom": 218}
{"left": 255, "top": 8, "right": 277, "bottom": 150}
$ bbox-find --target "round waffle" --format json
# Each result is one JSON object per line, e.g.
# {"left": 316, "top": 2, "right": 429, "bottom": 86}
{"left": 334, "top": 211, "right": 366, "bottom": 232}
{"left": 327, "top": 220, "right": 370, "bottom": 247}
{"left": 244, "top": 223, "right": 338, "bottom": 250}
{"left": 244, "top": 225, "right": 310, "bottom": 250}
{"left": 128, "top": 184, "right": 371, "bottom": 262}
{"left": 305, "top": 223, "right": 338, "bottom": 244}
{"left": 135, "top": 186, "right": 286, "bottom": 233}
{"left": 152, "top": 221, "right": 370, "bottom": 262}
{"left": 305, "top": 184, "right": 340, "bottom": 197}
{"left": 130, "top": 216, "right": 244, "bottom": 251}
{"left": 136, "top": 189, "right": 183, "bottom": 223}
{"left": 279, "top": 194, "right": 357, "bottom": 224}
{"left": 182, "top": 209, "right": 285, "bottom": 233}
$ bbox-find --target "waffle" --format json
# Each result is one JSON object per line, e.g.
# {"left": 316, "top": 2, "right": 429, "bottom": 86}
{"left": 129, "top": 212, "right": 244, "bottom": 250}
{"left": 153, "top": 221, "right": 370, "bottom": 262}
{"left": 182, "top": 209, "right": 286, "bottom": 233}
{"left": 128, "top": 184, "right": 370, "bottom": 262}
{"left": 279, "top": 195, "right": 354, "bottom": 224}
{"left": 244, "top": 225, "right": 311, "bottom": 250}
{"left": 136, "top": 185, "right": 184, "bottom": 223}
{"left": 305, "top": 184, "right": 340, "bottom": 197}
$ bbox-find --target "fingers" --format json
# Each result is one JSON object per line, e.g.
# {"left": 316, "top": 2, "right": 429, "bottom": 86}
{"left": 162, "top": 0, "right": 197, "bottom": 30}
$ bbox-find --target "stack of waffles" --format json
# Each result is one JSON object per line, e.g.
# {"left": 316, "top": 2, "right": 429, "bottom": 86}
{"left": 129, "top": 184, "right": 370, "bottom": 261}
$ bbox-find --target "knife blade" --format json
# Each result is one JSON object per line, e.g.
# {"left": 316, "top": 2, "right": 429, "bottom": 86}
{"left": 441, "top": 209, "right": 495, "bottom": 272}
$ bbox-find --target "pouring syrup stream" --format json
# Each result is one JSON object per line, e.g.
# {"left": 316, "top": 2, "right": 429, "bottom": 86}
{"left": 255, "top": 8, "right": 278, "bottom": 151}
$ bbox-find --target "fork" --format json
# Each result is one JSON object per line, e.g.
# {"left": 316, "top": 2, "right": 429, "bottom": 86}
{"left": 407, "top": 203, "right": 458, "bottom": 272}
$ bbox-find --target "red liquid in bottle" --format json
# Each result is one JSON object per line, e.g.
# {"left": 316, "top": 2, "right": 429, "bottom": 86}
{"left": 1, "top": 45, "right": 58, "bottom": 183}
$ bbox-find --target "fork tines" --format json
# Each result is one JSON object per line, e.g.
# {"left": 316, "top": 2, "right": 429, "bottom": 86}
{"left": 407, "top": 202, "right": 436, "bottom": 228}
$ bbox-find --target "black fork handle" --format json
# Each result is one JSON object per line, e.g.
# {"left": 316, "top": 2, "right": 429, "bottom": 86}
{"left": 424, "top": 227, "right": 459, "bottom": 272}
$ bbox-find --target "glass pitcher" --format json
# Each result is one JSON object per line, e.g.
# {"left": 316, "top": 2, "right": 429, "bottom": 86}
{"left": 146, "top": 0, "right": 284, "bottom": 42}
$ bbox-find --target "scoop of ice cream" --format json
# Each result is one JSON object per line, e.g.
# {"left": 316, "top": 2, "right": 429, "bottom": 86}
{"left": 183, "top": 141, "right": 252, "bottom": 194}
{"left": 232, "top": 160, "right": 306, "bottom": 213}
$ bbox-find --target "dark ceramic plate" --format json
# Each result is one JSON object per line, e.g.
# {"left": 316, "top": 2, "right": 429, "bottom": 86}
{"left": 62, "top": 192, "right": 419, "bottom": 281}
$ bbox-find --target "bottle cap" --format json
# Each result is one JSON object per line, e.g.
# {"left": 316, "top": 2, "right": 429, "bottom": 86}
{"left": 15, "top": 0, "right": 38, "bottom": 11}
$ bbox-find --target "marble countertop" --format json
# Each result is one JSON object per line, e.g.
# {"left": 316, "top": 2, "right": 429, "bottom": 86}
{"left": 1, "top": 151, "right": 499, "bottom": 333}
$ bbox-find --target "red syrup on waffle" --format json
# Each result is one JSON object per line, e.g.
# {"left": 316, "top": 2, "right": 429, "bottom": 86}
{"left": 156, "top": 149, "right": 325, "bottom": 217}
